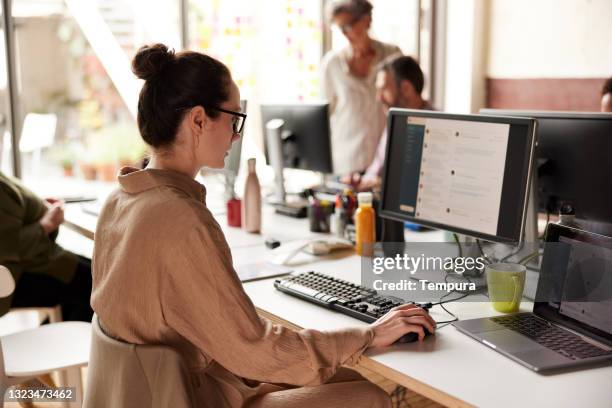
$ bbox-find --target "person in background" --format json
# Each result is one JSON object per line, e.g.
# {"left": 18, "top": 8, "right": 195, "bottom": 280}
{"left": 91, "top": 43, "right": 435, "bottom": 408}
{"left": 0, "top": 171, "right": 93, "bottom": 321}
{"left": 353, "top": 55, "right": 433, "bottom": 191}
{"left": 322, "top": 0, "right": 401, "bottom": 175}
{"left": 601, "top": 77, "right": 612, "bottom": 113}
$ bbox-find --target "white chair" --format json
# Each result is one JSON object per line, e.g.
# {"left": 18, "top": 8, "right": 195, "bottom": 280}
{"left": 0, "top": 265, "right": 91, "bottom": 407}
{"left": 18, "top": 113, "right": 57, "bottom": 178}
{"left": 0, "top": 306, "right": 63, "bottom": 337}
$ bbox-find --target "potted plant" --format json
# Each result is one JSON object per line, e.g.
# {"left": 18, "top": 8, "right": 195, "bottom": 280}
{"left": 78, "top": 160, "right": 98, "bottom": 180}
{"left": 50, "top": 144, "right": 78, "bottom": 177}
{"left": 61, "top": 157, "right": 75, "bottom": 177}
{"left": 77, "top": 146, "right": 98, "bottom": 180}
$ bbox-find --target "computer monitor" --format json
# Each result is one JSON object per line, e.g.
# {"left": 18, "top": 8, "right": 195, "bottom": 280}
{"left": 260, "top": 103, "right": 333, "bottom": 174}
{"left": 480, "top": 110, "right": 612, "bottom": 226}
{"left": 380, "top": 109, "right": 537, "bottom": 244}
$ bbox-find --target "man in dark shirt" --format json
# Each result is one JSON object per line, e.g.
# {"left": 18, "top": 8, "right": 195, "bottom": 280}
{"left": 0, "top": 171, "right": 93, "bottom": 321}
{"left": 355, "top": 55, "right": 434, "bottom": 191}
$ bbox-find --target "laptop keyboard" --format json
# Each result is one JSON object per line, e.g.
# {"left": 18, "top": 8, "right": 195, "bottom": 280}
{"left": 491, "top": 314, "right": 612, "bottom": 360}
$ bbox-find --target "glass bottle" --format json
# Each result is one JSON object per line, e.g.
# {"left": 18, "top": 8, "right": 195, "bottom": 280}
{"left": 355, "top": 192, "right": 376, "bottom": 256}
{"left": 242, "top": 158, "right": 261, "bottom": 233}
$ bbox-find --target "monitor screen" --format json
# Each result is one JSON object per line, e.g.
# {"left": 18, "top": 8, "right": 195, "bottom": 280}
{"left": 380, "top": 109, "right": 536, "bottom": 243}
{"left": 480, "top": 110, "right": 612, "bottom": 226}
{"left": 260, "top": 103, "right": 333, "bottom": 174}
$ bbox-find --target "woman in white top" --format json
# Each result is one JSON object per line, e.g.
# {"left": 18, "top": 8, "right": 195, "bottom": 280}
{"left": 322, "top": 0, "right": 401, "bottom": 174}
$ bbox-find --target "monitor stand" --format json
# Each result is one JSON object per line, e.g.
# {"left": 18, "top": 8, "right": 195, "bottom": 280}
{"left": 453, "top": 235, "right": 487, "bottom": 289}
{"left": 265, "top": 118, "right": 308, "bottom": 218}
{"left": 523, "top": 175, "right": 542, "bottom": 299}
{"left": 381, "top": 218, "right": 405, "bottom": 257}
{"left": 524, "top": 173, "right": 540, "bottom": 263}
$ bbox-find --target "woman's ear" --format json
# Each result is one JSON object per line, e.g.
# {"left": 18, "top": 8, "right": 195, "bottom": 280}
{"left": 188, "top": 106, "right": 207, "bottom": 135}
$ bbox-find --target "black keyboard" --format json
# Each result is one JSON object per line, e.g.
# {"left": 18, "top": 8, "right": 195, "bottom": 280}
{"left": 274, "top": 271, "right": 414, "bottom": 323}
{"left": 491, "top": 314, "right": 612, "bottom": 360}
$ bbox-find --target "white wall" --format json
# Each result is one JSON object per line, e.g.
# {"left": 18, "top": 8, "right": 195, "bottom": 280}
{"left": 487, "top": 0, "right": 612, "bottom": 78}
{"left": 443, "top": 0, "right": 487, "bottom": 113}
{"left": 442, "top": 0, "right": 612, "bottom": 112}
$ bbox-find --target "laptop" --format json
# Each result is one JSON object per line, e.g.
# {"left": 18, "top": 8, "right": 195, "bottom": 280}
{"left": 453, "top": 223, "right": 612, "bottom": 372}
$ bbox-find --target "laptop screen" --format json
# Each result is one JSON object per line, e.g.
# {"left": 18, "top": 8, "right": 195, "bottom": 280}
{"left": 535, "top": 224, "right": 612, "bottom": 345}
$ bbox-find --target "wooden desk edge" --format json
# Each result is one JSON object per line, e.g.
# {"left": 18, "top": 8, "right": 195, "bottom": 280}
{"left": 256, "top": 307, "right": 475, "bottom": 408}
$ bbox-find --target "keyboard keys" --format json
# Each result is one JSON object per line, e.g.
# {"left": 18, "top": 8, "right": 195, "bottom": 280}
{"left": 491, "top": 314, "right": 612, "bottom": 360}
{"left": 274, "top": 271, "right": 415, "bottom": 323}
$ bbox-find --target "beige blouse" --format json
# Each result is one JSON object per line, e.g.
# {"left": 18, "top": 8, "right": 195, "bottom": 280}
{"left": 91, "top": 167, "right": 374, "bottom": 407}
{"left": 321, "top": 40, "right": 402, "bottom": 174}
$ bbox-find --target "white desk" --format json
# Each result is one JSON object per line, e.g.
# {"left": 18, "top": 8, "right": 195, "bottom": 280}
{"left": 242, "top": 251, "right": 612, "bottom": 408}
{"left": 62, "top": 203, "right": 612, "bottom": 408}
{"left": 61, "top": 203, "right": 321, "bottom": 248}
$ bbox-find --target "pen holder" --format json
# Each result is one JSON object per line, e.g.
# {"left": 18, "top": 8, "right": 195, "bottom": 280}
{"left": 308, "top": 200, "right": 333, "bottom": 233}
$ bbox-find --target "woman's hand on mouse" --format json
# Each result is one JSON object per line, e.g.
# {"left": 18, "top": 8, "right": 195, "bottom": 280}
{"left": 369, "top": 303, "right": 436, "bottom": 348}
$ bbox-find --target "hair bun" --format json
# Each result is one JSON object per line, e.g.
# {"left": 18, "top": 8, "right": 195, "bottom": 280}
{"left": 132, "top": 43, "right": 175, "bottom": 81}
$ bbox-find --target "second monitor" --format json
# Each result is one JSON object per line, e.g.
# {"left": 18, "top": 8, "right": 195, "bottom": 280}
{"left": 481, "top": 110, "right": 612, "bottom": 228}
{"left": 260, "top": 103, "right": 333, "bottom": 174}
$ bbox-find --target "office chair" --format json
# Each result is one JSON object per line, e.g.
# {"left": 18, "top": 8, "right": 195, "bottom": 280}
{"left": 83, "top": 315, "right": 196, "bottom": 408}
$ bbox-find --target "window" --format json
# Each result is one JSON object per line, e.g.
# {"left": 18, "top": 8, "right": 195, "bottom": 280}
{"left": 188, "top": 0, "right": 325, "bottom": 176}
{"left": 5, "top": 0, "right": 429, "bottom": 185}
{"left": 12, "top": 0, "right": 180, "bottom": 191}
{"left": 189, "top": 0, "right": 323, "bottom": 102}
{"left": 0, "top": 2, "right": 15, "bottom": 176}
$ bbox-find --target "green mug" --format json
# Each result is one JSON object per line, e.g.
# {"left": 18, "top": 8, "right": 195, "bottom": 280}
{"left": 486, "top": 262, "right": 526, "bottom": 313}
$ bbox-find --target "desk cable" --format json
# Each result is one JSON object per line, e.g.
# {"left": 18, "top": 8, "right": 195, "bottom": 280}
{"left": 430, "top": 272, "right": 481, "bottom": 328}
{"left": 435, "top": 238, "right": 489, "bottom": 328}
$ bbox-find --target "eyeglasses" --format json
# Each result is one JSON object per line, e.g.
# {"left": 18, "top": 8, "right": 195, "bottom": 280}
{"left": 176, "top": 105, "right": 247, "bottom": 135}
{"left": 210, "top": 107, "right": 247, "bottom": 135}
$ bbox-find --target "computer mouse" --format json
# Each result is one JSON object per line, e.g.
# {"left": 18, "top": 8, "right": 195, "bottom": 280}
{"left": 397, "top": 327, "right": 432, "bottom": 343}
{"left": 396, "top": 303, "right": 434, "bottom": 343}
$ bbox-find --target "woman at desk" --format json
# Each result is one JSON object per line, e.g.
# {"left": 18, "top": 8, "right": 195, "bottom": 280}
{"left": 91, "top": 43, "right": 434, "bottom": 408}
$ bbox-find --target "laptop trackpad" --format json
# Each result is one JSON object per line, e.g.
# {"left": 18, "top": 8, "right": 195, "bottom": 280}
{"left": 481, "top": 330, "right": 572, "bottom": 369}
{"left": 480, "top": 329, "right": 544, "bottom": 353}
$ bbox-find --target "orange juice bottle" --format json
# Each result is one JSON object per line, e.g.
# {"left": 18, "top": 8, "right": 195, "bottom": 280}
{"left": 355, "top": 192, "right": 376, "bottom": 256}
